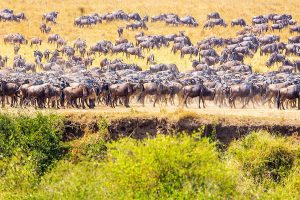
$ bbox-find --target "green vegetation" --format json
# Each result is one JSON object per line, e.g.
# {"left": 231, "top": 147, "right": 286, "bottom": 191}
{"left": 0, "top": 114, "right": 299, "bottom": 199}
{"left": 0, "top": 113, "right": 67, "bottom": 195}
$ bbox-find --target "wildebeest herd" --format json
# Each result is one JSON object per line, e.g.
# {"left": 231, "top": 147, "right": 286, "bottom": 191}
{"left": 1, "top": 9, "right": 300, "bottom": 110}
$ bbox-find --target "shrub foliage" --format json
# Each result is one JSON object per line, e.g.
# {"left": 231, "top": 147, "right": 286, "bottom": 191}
{"left": 0, "top": 115, "right": 299, "bottom": 199}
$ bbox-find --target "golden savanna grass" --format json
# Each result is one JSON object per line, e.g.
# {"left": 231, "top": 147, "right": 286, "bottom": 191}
{"left": 0, "top": 0, "right": 299, "bottom": 72}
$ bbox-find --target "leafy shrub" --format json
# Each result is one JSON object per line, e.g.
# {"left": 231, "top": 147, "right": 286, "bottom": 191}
{"left": 228, "top": 131, "right": 298, "bottom": 187}
{"left": 31, "top": 133, "right": 240, "bottom": 199}
{"left": 70, "top": 134, "right": 107, "bottom": 162}
{"left": 0, "top": 113, "right": 68, "bottom": 192}
{"left": 1, "top": 117, "right": 300, "bottom": 200}
{"left": 98, "top": 116, "right": 110, "bottom": 138}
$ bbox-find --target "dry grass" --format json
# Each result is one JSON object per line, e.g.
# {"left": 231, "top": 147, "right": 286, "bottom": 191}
{"left": 0, "top": 0, "right": 299, "bottom": 72}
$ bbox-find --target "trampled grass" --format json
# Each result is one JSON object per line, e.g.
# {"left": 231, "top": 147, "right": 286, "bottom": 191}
{"left": 0, "top": 0, "right": 299, "bottom": 72}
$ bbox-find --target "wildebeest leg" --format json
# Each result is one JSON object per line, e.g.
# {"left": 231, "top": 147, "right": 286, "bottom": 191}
{"left": 141, "top": 95, "right": 146, "bottom": 107}
{"left": 242, "top": 97, "right": 249, "bottom": 109}
{"left": 280, "top": 97, "right": 286, "bottom": 110}
{"left": 231, "top": 97, "right": 236, "bottom": 109}
{"left": 182, "top": 94, "right": 188, "bottom": 108}
{"left": 266, "top": 97, "right": 273, "bottom": 108}
{"left": 82, "top": 98, "right": 86, "bottom": 109}
{"left": 202, "top": 96, "right": 205, "bottom": 108}
{"left": 251, "top": 98, "right": 256, "bottom": 108}
{"left": 153, "top": 95, "right": 159, "bottom": 107}
{"left": 240, "top": 97, "right": 246, "bottom": 108}
{"left": 10, "top": 96, "right": 14, "bottom": 107}
{"left": 47, "top": 98, "right": 51, "bottom": 108}
{"left": 125, "top": 96, "right": 130, "bottom": 107}
{"left": 56, "top": 99, "right": 60, "bottom": 109}
{"left": 229, "top": 98, "right": 233, "bottom": 108}
{"left": 1, "top": 95, "right": 5, "bottom": 108}
{"left": 169, "top": 95, "right": 175, "bottom": 105}
{"left": 72, "top": 99, "right": 78, "bottom": 108}
{"left": 198, "top": 96, "right": 201, "bottom": 108}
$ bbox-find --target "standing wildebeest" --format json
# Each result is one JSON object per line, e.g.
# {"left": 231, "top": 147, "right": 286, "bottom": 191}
{"left": 180, "top": 46, "right": 198, "bottom": 58}
{"left": 147, "top": 54, "right": 155, "bottom": 65}
{"left": 260, "top": 43, "right": 278, "bottom": 56}
{"left": 271, "top": 23, "right": 284, "bottom": 32}
{"left": 109, "top": 82, "right": 143, "bottom": 108}
{"left": 30, "top": 37, "right": 42, "bottom": 47}
{"left": 288, "top": 36, "right": 300, "bottom": 43}
{"left": 48, "top": 34, "right": 60, "bottom": 44}
{"left": 290, "top": 25, "right": 300, "bottom": 34}
{"left": 44, "top": 49, "right": 50, "bottom": 60}
{"left": 137, "top": 82, "right": 167, "bottom": 107}
{"left": 43, "top": 11, "right": 59, "bottom": 24}
{"left": 63, "top": 84, "right": 96, "bottom": 109}
{"left": 277, "top": 84, "right": 300, "bottom": 110}
{"left": 13, "top": 44, "right": 20, "bottom": 55}
{"left": 56, "top": 38, "right": 67, "bottom": 48}
{"left": 228, "top": 83, "right": 256, "bottom": 108}
{"left": 180, "top": 84, "right": 215, "bottom": 108}
{"left": 126, "top": 47, "right": 144, "bottom": 58}
{"left": 40, "top": 23, "right": 46, "bottom": 33}
{"left": 231, "top": 19, "right": 246, "bottom": 27}
{"left": 0, "top": 81, "right": 19, "bottom": 107}
{"left": 117, "top": 27, "right": 124, "bottom": 37}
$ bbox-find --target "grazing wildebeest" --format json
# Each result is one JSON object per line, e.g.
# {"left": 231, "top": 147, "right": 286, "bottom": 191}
{"left": 266, "top": 53, "right": 286, "bottom": 67}
{"left": 207, "top": 12, "right": 220, "bottom": 20}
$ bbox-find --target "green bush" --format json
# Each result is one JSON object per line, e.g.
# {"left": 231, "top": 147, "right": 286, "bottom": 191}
{"left": 70, "top": 135, "right": 107, "bottom": 162}
{"left": 0, "top": 115, "right": 300, "bottom": 200}
{"left": 228, "top": 131, "right": 298, "bottom": 188}
{"left": 0, "top": 113, "right": 68, "bottom": 192}
{"left": 34, "top": 133, "right": 239, "bottom": 199}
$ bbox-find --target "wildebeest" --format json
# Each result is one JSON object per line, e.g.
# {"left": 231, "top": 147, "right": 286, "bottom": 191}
{"left": 126, "top": 47, "right": 144, "bottom": 58}
{"left": 180, "top": 84, "right": 215, "bottom": 108}
{"left": 231, "top": 18, "right": 246, "bottom": 27}
{"left": 30, "top": 37, "right": 42, "bottom": 47}
{"left": 43, "top": 11, "right": 59, "bottom": 24}
{"left": 117, "top": 27, "right": 124, "bottom": 37}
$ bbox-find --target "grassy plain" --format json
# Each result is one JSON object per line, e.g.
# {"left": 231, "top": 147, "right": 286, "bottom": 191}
{"left": 0, "top": 0, "right": 299, "bottom": 72}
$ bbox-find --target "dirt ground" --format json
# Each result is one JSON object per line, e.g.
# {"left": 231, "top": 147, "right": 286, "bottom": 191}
{"left": 3, "top": 102, "right": 300, "bottom": 126}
